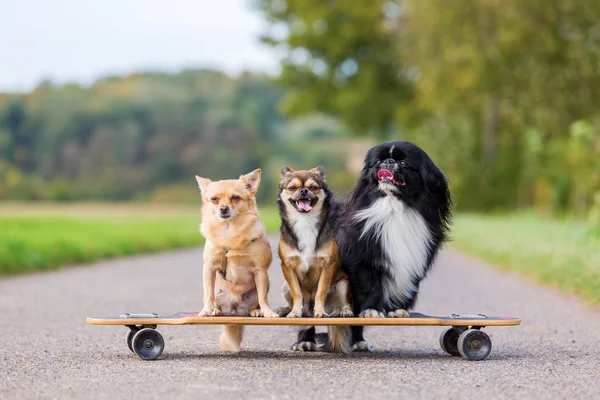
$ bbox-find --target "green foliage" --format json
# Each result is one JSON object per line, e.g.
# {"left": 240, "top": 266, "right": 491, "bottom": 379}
{"left": 589, "top": 191, "right": 600, "bottom": 224}
{"left": 255, "top": 0, "right": 411, "bottom": 137}
{"left": 0, "top": 70, "right": 363, "bottom": 205}
{"left": 4, "top": 0, "right": 600, "bottom": 214}
{"left": 255, "top": 0, "right": 600, "bottom": 214}
{"left": 452, "top": 213, "right": 600, "bottom": 304}
{"left": 1, "top": 71, "right": 278, "bottom": 200}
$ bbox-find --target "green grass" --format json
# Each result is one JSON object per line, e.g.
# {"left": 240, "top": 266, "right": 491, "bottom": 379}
{"left": 0, "top": 203, "right": 280, "bottom": 276}
{"left": 7, "top": 204, "right": 597, "bottom": 306}
{"left": 452, "top": 214, "right": 600, "bottom": 305}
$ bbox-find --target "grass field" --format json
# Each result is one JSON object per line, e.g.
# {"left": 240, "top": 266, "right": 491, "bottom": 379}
{"left": 3, "top": 203, "right": 599, "bottom": 306}
{"left": 451, "top": 214, "right": 600, "bottom": 305}
{"left": 0, "top": 203, "right": 280, "bottom": 276}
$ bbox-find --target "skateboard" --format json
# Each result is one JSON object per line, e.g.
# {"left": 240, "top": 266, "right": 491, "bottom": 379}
{"left": 87, "top": 312, "right": 520, "bottom": 361}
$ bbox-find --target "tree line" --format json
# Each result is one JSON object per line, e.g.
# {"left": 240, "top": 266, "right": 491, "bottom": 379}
{"left": 0, "top": 70, "right": 354, "bottom": 204}
{"left": 2, "top": 0, "right": 599, "bottom": 217}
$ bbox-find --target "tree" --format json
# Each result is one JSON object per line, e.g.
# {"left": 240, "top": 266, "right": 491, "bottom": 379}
{"left": 255, "top": 0, "right": 412, "bottom": 137}
{"left": 399, "top": 0, "right": 600, "bottom": 211}
{"left": 256, "top": 0, "right": 600, "bottom": 213}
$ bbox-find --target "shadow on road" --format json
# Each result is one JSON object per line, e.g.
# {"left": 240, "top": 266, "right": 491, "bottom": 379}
{"left": 139, "top": 349, "right": 530, "bottom": 362}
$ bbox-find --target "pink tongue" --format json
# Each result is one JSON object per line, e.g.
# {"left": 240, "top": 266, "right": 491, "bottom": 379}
{"left": 298, "top": 199, "right": 313, "bottom": 211}
{"left": 378, "top": 169, "right": 394, "bottom": 180}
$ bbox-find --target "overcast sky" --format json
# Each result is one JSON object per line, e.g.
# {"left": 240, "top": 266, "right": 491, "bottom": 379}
{"left": 0, "top": 0, "right": 278, "bottom": 92}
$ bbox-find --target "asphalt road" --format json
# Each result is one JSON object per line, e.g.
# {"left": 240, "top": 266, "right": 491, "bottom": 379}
{"left": 1, "top": 240, "right": 599, "bottom": 400}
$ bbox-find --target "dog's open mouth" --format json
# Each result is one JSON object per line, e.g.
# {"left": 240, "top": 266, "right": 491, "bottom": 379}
{"left": 293, "top": 198, "right": 318, "bottom": 213}
{"left": 378, "top": 169, "right": 406, "bottom": 186}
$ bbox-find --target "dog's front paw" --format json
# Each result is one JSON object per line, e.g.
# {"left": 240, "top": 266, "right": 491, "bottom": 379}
{"left": 292, "top": 341, "right": 317, "bottom": 352}
{"left": 340, "top": 308, "right": 354, "bottom": 317}
{"left": 287, "top": 309, "right": 303, "bottom": 318}
{"left": 314, "top": 310, "right": 329, "bottom": 318}
{"left": 250, "top": 309, "right": 263, "bottom": 317}
{"left": 352, "top": 341, "right": 374, "bottom": 352}
{"left": 262, "top": 309, "right": 279, "bottom": 318}
{"left": 358, "top": 309, "right": 385, "bottom": 318}
{"left": 198, "top": 309, "right": 211, "bottom": 317}
{"left": 387, "top": 309, "right": 409, "bottom": 318}
{"left": 211, "top": 308, "right": 222, "bottom": 316}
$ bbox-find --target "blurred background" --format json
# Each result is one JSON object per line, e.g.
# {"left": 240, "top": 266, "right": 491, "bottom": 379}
{"left": 0, "top": 1, "right": 598, "bottom": 303}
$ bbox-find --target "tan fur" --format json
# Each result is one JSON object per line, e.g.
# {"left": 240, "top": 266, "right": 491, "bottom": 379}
{"left": 196, "top": 169, "right": 278, "bottom": 352}
{"left": 219, "top": 325, "right": 245, "bottom": 352}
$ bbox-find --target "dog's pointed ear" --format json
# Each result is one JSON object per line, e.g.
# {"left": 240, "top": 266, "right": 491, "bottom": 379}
{"left": 195, "top": 175, "right": 211, "bottom": 194}
{"left": 310, "top": 166, "right": 325, "bottom": 179}
{"left": 281, "top": 166, "right": 295, "bottom": 177}
{"left": 240, "top": 169, "right": 261, "bottom": 194}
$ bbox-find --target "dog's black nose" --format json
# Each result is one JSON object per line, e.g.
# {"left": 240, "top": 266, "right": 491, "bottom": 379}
{"left": 299, "top": 188, "right": 308, "bottom": 195}
{"left": 382, "top": 158, "right": 395, "bottom": 166}
{"left": 219, "top": 206, "right": 230, "bottom": 214}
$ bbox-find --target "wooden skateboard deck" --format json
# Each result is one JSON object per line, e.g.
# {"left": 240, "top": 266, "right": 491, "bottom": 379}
{"left": 87, "top": 312, "right": 520, "bottom": 327}
{"left": 88, "top": 312, "right": 520, "bottom": 361}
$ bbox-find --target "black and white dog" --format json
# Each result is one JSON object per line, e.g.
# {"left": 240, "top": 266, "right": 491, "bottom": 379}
{"left": 330, "top": 140, "right": 452, "bottom": 351}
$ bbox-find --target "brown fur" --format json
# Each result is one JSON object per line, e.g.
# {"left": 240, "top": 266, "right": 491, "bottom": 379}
{"left": 278, "top": 240, "right": 350, "bottom": 318}
{"left": 196, "top": 169, "right": 278, "bottom": 352}
{"left": 276, "top": 167, "right": 353, "bottom": 353}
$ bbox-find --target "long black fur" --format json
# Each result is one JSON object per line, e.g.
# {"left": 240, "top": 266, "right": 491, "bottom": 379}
{"left": 330, "top": 140, "right": 452, "bottom": 347}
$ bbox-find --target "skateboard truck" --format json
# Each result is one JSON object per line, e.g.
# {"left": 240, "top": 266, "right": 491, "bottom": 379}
{"left": 119, "top": 313, "right": 159, "bottom": 319}
{"left": 117, "top": 313, "right": 162, "bottom": 358}
{"left": 450, "top": 313, "right": 487, "bottom": 319}
{"left": 120, "top": 313, "right": 159, "bottom": 338}
{"left": 441, "top": 314, "right": 491, "bottom": 359}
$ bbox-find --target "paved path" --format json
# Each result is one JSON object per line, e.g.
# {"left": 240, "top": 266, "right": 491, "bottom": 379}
{"left": 1, "top": 241, "right": 599, "bottom": 400}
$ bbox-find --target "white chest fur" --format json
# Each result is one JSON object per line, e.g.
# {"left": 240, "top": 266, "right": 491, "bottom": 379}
{"left": 354, "top": 196, "right": 432, "bottom": 304}
{"left": 287, "top": 212, "right": 321, "bottom": 271}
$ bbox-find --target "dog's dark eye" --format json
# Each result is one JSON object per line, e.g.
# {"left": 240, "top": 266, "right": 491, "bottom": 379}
{"left": 231, "top": 195, "right": 241, "bottom": 202}
{"left": 210, "top": 197, "right": 218, "bottom": 204}
{"left": 400, "top": 160, "right": 407, "bottom": 167}
{"left": 309, "top": 185, "right": 319, "bottom": 191}
{"left": 288, "top": 186, "right": 297, "bottom": 191}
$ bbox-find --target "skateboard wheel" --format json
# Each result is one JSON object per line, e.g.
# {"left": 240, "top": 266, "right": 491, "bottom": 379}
{"left": 132, "top": 328, "right": 164, "bottom": 360}
{"left": 457, "top": 329, "right": 492, "bottom": 361}
{"left": 439, "top": 327, "right": 463, "bottom": 356}
{"left": 126, "top": 325, "right": 141, "bottom": 353}
{"left": 126, "top": 330, "right": 136, "bottom": 353}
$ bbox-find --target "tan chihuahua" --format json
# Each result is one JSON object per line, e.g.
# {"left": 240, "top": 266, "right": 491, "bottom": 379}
{"left": 196, "top": 169, "right": 278, "bottom": 352}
